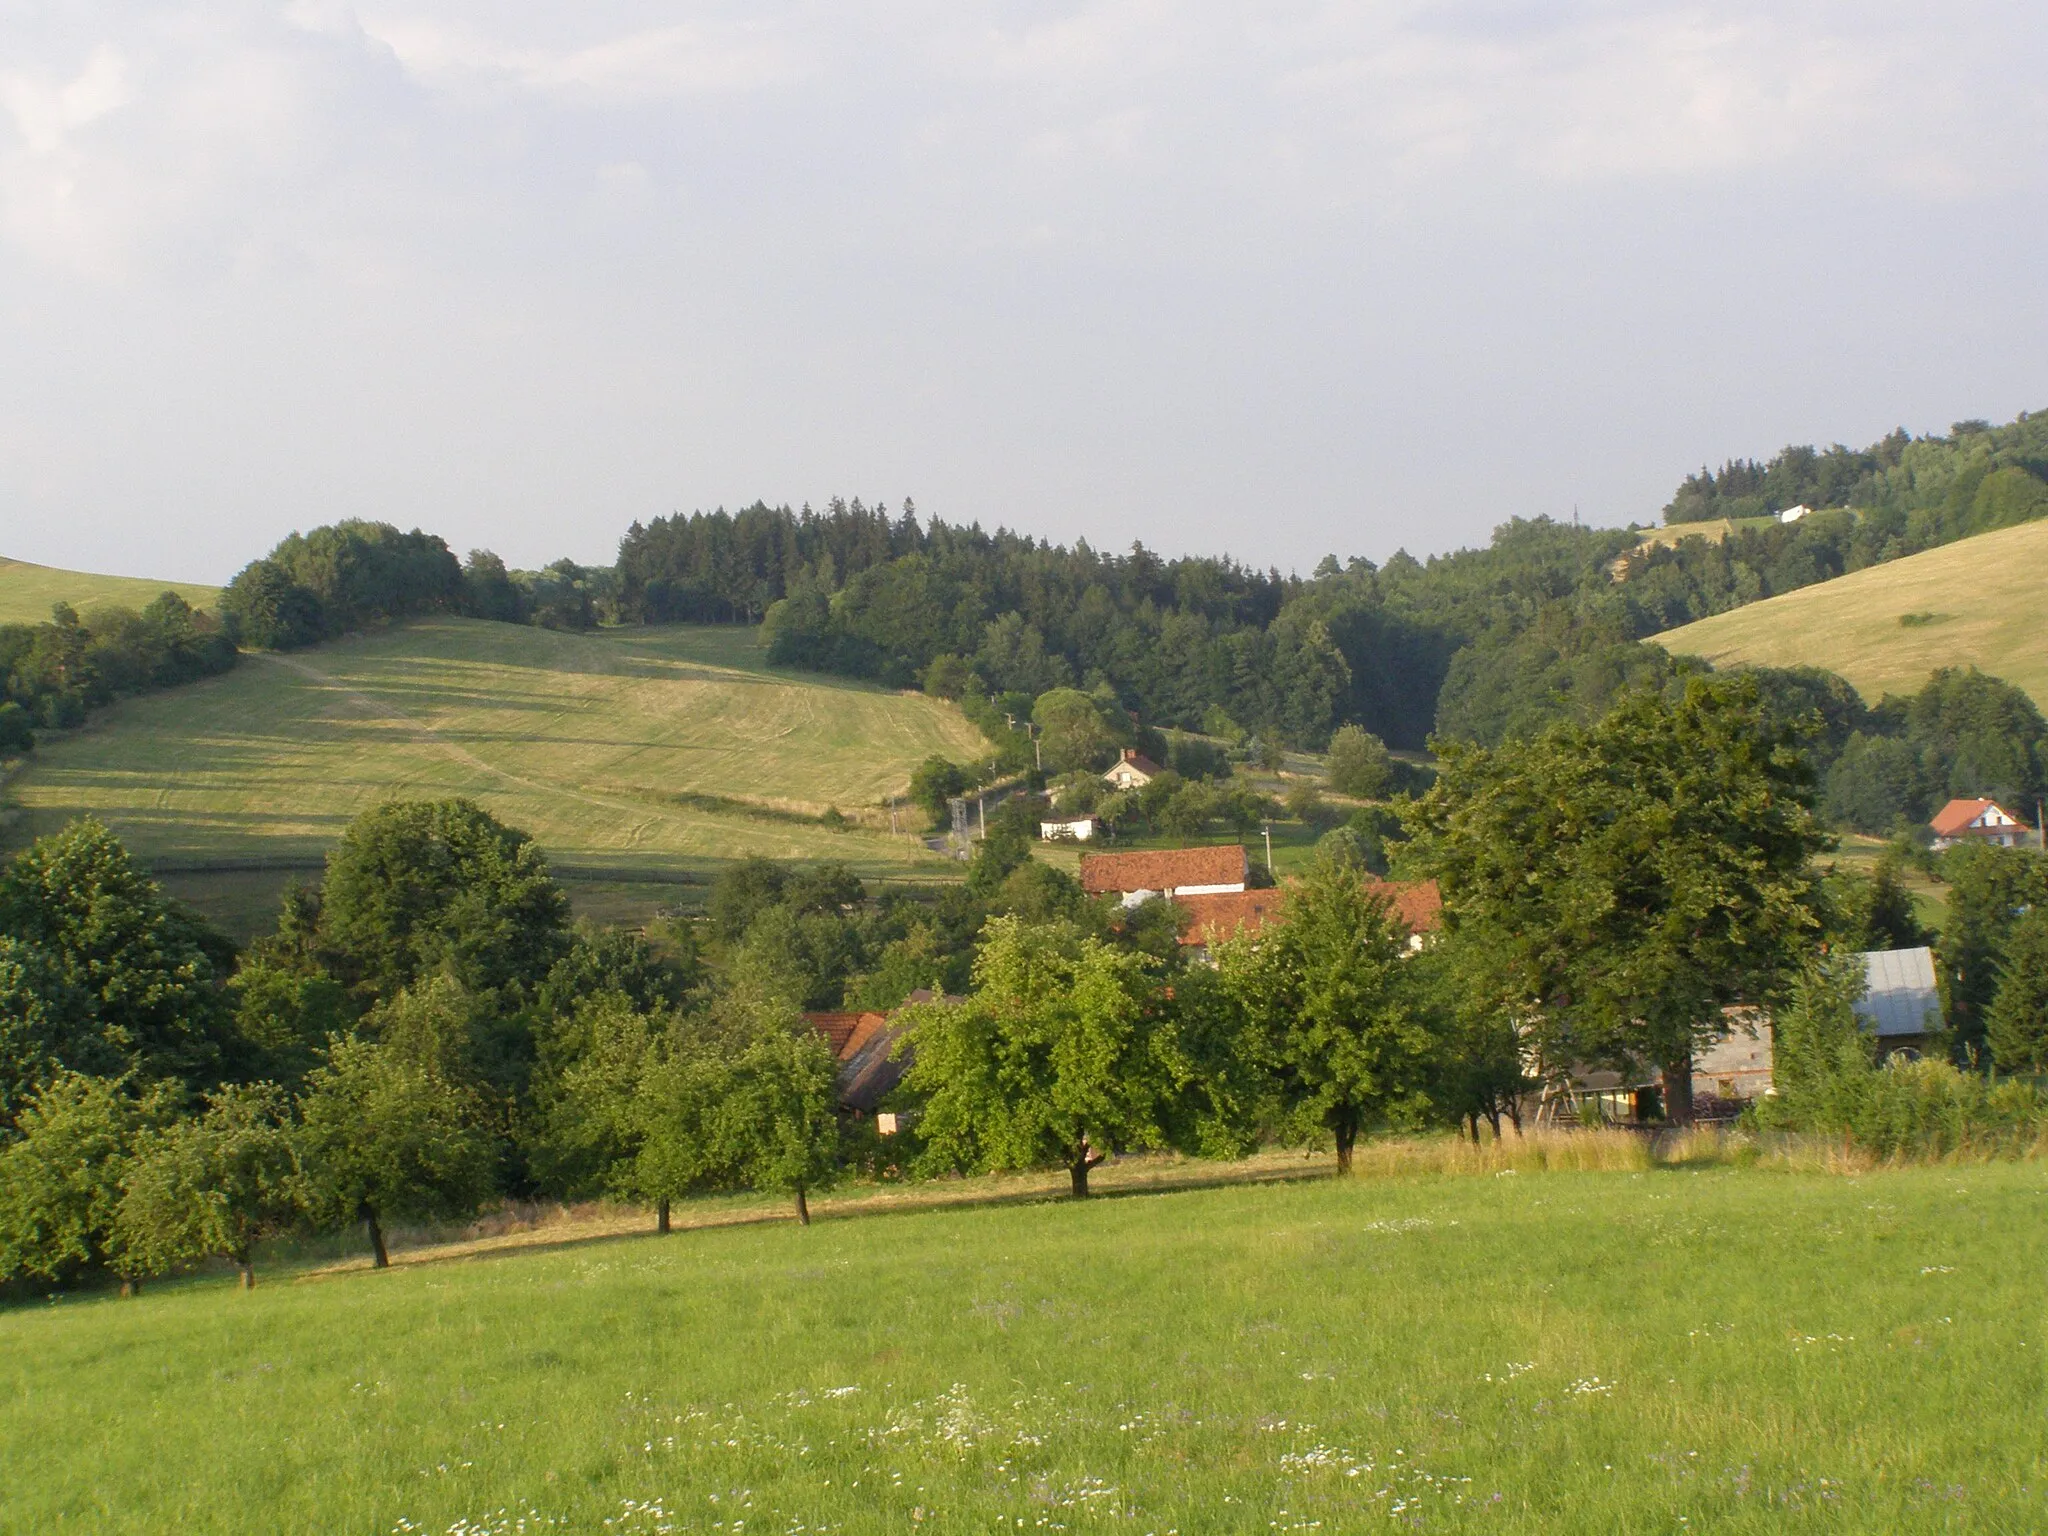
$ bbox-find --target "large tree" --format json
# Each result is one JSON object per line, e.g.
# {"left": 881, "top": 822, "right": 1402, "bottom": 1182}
{"left": 1214, "top": 857, "right": 1436, "bottom": 1169}
{"left": 0, "top": 1073, "right": 176, "bottom": 1290}
{"left": 294, "top": 1037, "right": 496, "bottom": 1267}
{"left": 1409, "top": 675, "right": 1829, "bottom": 1124}
{"left": 1986, "top": 910, "right": 2048, "bottom": 1073}
{"left": 904, "top": 915, "right": 1183, "bottom": 1197}
{"left": 318, "top": 799, "right": 570, "bottom": 1001}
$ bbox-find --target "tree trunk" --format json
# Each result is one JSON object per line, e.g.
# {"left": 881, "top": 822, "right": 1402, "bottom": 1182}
{"left": 1662, "top": 1056, "right": 1696, "bottom": 1128}
{"left": 1334, "top": 1114, "right": 1358, "bottom": 1174}
{"left": 1507, "top": 1101, "right": 1524, "bottom": 1135}
{"left": 237, "top": 1252, "right": 255, "bottom": 1290}
{"left": 364, "top": 1205, "right": 390, "bottom": 1269}
{"left": 1069, "top": 1157, "right": 1091, "bottom": 1198}
{"left": 119, "top": 1278, "right": 141, "bottom": 1298}
{"left": 1484, "top": 1107, "right": 1503, "bottom": 1139}
{"left": 793, "top": 1186, "right": 811, "bottom": 1226}
{"left": 657, "top": 1198, "right": 671, "bottom": 1235}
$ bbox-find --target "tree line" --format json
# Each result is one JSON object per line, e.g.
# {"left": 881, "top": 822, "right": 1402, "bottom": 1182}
{"left": 8, "top": 675, "right": 2045, "bottom": 1295}
{"left": 0, "top": 594, "right": 237, "bottom": 751}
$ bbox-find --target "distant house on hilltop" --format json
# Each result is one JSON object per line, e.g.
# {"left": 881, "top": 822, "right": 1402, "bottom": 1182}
{"left": 1777, "top": 504, "right": 1813, "bottom": 524}
{"left": 1929, "top": 797, "right": 2033, "bottom": 849}
{"left": 1103, "top": 748, "right": 1162, "bottom": 791}
{"left": 1081, "top": 844, "right": 1247, "bottom": 908}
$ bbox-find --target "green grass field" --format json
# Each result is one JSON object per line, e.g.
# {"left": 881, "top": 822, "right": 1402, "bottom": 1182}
{"left": 1658, "top": 519, "right": 2048, "bottom": 708}
{"left": 1, "top": 619, "right": 987, "bottom": 926}
{"left": 3, "top": 1151, "right": 2042, "bottom": 1533}
{"left": 0, "top": 555, "right": 221, "bottom": 625}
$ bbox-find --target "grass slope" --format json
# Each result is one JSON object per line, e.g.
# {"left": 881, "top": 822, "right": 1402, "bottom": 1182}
{"left": 1658, "top": 518, "right": 2048, "bottom": 707}
{"left": 0, "top": 555, "right": 221, "bottom": 625}
{"left": 2, "top": 618, "right": 984, "bottom": 894}
{"left": 2, "top": 1157, "right": 2041, "bottom": 1533}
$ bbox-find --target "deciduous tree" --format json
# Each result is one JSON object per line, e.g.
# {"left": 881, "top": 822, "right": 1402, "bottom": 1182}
{"left": 115, "top": 1084, "right": 299, "bottom": 1288}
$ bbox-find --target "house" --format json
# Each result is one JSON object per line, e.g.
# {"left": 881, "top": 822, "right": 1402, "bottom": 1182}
{"left": 1853, "top": 945, "right": 1942, "bottom": 1053}
{"left": 1777, "top": 504, "right": 1813, "bottom": 524}
{"left": 1039, "top": 815, "right": 1103, "bottom": 842}
{"left": 1171, "top": 876, "right": 1444, "bottom": 960}
{"left": 1102, "top": 748, "right": 1163, "bottom": 791}
{"left": 1081, "top": 844, "right": 1247, "bottom": 908}
{"left": 803, "top": 991, "right": 960, "bottom": 1121}
{"left": 1929, "top": 797, "right": 2034, "bottom": 849}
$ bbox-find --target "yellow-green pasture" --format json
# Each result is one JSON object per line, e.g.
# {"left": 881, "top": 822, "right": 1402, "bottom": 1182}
{"left": 0, "top": 555, "right": 221, "bottom": 625}
{"left": 1659, "top": 518, "right": 2048, "bottom": 708}
{"left": 2, "top": 619, "right": 984, "bottom": 901}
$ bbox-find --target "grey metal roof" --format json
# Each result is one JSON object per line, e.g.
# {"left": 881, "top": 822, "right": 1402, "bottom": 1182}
{"left": 1854, "top": 947, "right": 1941, "bottom": 1037}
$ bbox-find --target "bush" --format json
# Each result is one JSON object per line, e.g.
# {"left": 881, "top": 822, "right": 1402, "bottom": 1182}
{"left": 1325, "top": 725, "right": 1392, "bottom": 798}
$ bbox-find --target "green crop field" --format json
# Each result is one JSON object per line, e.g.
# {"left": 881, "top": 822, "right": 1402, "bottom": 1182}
{"left": 3, "top": 1151, "right": 2042, "bottom": 1533}
{"left": 0, "top": 555, "right": 221, "bottom": 625}
{"left": 1658, "top": 519, "right": 2048, "bottom": 708}
{"left": 0, "top": 619, "right": 986, "bottom": 927}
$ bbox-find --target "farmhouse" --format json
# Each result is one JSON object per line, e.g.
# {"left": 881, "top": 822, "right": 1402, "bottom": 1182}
{"left": 1103, "top": 748, "right": 1162, "bottom": 790}
{"left": 1081, "top": 844, "right": 1247, "bottom": 907}
{"left": 1171, "top": 876, "right": 1444, "bottom": 960}
{"left": 803, "top": 999, "right": 953, "bottom": 1120}
{"left": 1929, "top": 797, "right": 2034, "bottom": 849}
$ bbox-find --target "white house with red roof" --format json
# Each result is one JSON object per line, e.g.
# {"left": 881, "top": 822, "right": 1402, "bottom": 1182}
{"left": 1929, "top": 797, "right": 2034, "bottom": 849}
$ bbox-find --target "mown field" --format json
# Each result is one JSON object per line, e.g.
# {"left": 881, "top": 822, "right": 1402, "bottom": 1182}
{"left": 1, "top": 619, "right": 986, "bottom": 931}
{"left": 0, "top": 555, "right": 221, "bottom": 625}
{"left": 3, "top": 1152, "right": 2040, "bottom": 1533}
{"left": 1659, "top": 518, "right": 2048, "bottom": 708}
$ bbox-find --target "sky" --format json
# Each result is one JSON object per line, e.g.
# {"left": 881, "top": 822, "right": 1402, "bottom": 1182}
{"left": 2, "top": 2, "right": 2045, "bottom": 585}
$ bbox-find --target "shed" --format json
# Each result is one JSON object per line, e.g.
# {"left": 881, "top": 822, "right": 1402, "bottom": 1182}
{"left": 1854, "top": 946, "right": 1941, "bottom": 1042}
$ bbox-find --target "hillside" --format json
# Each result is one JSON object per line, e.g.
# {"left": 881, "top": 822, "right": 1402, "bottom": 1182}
{"left": 1, "top": 618, "right": 986, "bottom": 921}
{"left": 0, "top": 556, "right": 221, "bottom": 624}
{"left": 1657, "top": 518, "right": 2048, "bottom": 708}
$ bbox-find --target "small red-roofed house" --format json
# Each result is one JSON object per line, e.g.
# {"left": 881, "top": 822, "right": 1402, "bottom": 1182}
{"left": 1080, "top": 844, "right": 1248, "bottom": 908}
{"left": 1929, "top": 797, "right": 2034, "bottom": 849}
{"left": 1103, "top": 748, "right": 1163, "bottom": 790}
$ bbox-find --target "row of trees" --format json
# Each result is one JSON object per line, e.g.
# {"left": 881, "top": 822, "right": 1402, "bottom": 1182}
{"left": 0, "top": 594, "right": 237, "bottom": 748}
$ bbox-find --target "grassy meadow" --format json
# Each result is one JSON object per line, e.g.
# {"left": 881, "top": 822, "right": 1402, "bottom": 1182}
{"left": 1, "top": 619, "right": 986, "bottom": 930}
{"left": 0, "top": 555, "right": 221, "bottom": 625}
{"left": 4, "top": 1147, "right": 2043, "bottom": 1533}
{"left": 1659, "top": 518, "right": 2048, "bottom": 708}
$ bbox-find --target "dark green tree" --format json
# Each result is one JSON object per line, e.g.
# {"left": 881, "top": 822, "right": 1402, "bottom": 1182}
{"left": 318, "top": 799, "right": 570, "bottom": 1001}
{"left": 1986, "top": 911, "right": 2048, "bottom": 1073}
{"left": 1409, "top": 676, "right": 1829, "bottom": 1123}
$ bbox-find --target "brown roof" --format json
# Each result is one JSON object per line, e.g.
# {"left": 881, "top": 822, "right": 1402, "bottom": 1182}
{"left": 1930, "top": 797, "right": 2025, "bottom": 837}
{"left": 1370, "top": 877, "right": 1444, "bottom": 935}
{"left": 1174, "top": 888, "right": 1286, "bottom": 946}
{"left": 803, "top": 1011, "right": 888, "bottom": 1060}
{"left": 1080, "top": 844, "right": 1248, "bottom": 895}
{"left": 1105, "top": 749, "right": 1163, "bottom": 777}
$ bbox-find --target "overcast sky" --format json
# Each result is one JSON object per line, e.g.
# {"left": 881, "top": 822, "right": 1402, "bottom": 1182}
{"left": 2, "top": 2, "right": 2044, "bottom": 584}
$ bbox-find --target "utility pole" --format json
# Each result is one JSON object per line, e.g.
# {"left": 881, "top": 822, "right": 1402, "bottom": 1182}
{"left": 978, "top": 795, "right": 986, "bottom": 840}
{"left": 1261, "top": 820, "right": 1274, "bottom": 874}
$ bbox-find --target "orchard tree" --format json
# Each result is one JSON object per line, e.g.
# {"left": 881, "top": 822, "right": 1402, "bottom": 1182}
{"left": 294, "top": 1037, "right": 496, "bottom": 1267}
{"left": 718, "top": 1022, "right": 842, "bottom": 1224}
{"left": 1215, "top": 857, "right": 1436, "bottom": 1170}
{"left": 0, "top": 937, "right": 96, "bottom": 1124}
{"left": 904, "top": 915, "right": 1184, "bottom": 1197}
{"left": 318, "top": 799, "right": 570, "bottom": 1001}
{"left": 0, "top": 1073, "right": 175, "bottom": 1290}
{"left": 115, "top": 1084, "right": 299, "bottom": 1288}
{"left": 1409, "top": 676, "right": 1829, "bottom": 1123}
{"left": 1986, "top": 910, "right": 2048, "bottom": 1073}
{"left": 625, "top": 1043, "right": 735, "bottom": 1233}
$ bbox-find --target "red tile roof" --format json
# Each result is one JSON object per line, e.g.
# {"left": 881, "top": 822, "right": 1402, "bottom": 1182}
{"left": 1930, "top": 797, "right": 2025, "bottom": 837}
{"left": 1080, "top": 844, "right": 1248, "bottom": 895}
{"left": 1371, "top": 878, "right": 1444, "bottom": 935}
{"left": 1174, "top": 888, "right": 1286, "bottom": 946}
{"left": 1107, "top": 748, "right": 1163, "bottom": 778}
{"left": 802, "top": 1011, "right": 888, "bottom": 1060}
